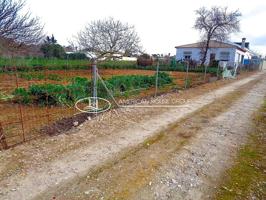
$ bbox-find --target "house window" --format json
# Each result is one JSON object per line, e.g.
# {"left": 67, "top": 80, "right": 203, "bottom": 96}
{"left": 183, "top": 51, "right": 192, "bottom": 60}
{"left": 219, "top": 52, "right": 230, "bottom": 61}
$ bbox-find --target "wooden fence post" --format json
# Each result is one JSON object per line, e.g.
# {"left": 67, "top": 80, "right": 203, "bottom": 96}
{"left": 0, "top": 122, "right": 8, "bottom": 150}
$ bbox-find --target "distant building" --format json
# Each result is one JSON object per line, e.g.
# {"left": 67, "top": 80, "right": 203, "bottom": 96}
{"left": 175, "top": 38, "right": 257, "bottom": 66}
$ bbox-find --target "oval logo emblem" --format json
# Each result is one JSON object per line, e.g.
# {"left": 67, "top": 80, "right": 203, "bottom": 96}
{"left": 75, "top": 97, "right": 111, "bottom": 114}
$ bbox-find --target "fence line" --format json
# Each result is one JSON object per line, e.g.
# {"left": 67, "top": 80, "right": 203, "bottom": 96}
{"left": 2, "top": 58, "right": 253, "bottom": 148}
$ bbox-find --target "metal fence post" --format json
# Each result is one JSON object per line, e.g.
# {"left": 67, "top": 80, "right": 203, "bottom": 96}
{"left": 92, "top": 59, "right": 98, "bottom": 109}
{"left": 15, "top": 68, "right": 26, "bottom": 142}
{"left": 155, "top": 59, "right": 159, "bottom": 97}
{"left": 184, "top": 61, "right": 189, "bottom": 89}
{"left": 44, "top": 67, "right": 50, "bottom": 123}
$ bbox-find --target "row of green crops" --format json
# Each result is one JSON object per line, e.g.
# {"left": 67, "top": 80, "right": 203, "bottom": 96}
{"left": 0, "top": 57, "right": 90, "bottom": 71}
{"left": 0, "top": 57, "right": 220, "bottom": 75}
{"left": 19, "top": 73, "right": 62, "bottom": 81}
{"left": 138, "top": 65, "right": 221, "bottom": 75}
{"left": 12, "top": 72, "right": 173, "bottom": 105}
{"left": 98, "top": 60, "right": 137, "bottom": 69}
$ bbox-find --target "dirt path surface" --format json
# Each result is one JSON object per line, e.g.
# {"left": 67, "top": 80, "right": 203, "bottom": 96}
{"left": 0, "top": 71, "right": 265, "bottom": 200}
{"left": 132, "top": 77, "right": 266, "bottom": 200}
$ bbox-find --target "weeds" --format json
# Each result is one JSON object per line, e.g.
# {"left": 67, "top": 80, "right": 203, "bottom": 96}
{"left": 215, "top": 99, "right": 266, "bottom": 200}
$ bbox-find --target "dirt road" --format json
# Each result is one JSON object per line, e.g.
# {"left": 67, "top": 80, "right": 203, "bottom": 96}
{"left": 0, "top": 71, "right": 265, "bottom": 200}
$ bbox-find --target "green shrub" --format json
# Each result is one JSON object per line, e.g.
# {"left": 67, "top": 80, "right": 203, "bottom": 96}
{"left": 67, "top": 77, "right": 91, "bottom": 101}
{"left": 29, "top": 84, "right": 67, "bottom": 105}
{"left": 41, "top": 43, "right": 66, "bottom": 59}
{"left": 157, "top": 72, "right": 173, "bottom": 86}
{"left": 65, "top": 53, "right": 88, "bottom": 60}
{"left": 13, "top": 88, "right": 31, "bottom": 104}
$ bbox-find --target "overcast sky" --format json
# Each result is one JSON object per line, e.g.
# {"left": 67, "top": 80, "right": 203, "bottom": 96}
{"left": 26, "top": 0, "right": 266, "bottom": 56}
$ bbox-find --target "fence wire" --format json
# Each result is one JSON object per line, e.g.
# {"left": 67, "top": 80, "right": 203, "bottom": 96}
{"left": 0, "top": 57, "right": 239, "bottom": 149}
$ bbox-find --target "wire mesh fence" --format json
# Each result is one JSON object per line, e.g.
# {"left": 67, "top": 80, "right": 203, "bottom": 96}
{"left": 0, "top": 58, "right": 217, "bottom": 149}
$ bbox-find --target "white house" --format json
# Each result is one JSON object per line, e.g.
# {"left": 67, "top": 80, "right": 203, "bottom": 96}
{"left": 175, "top": 38, "right": 255, "bottom": 66}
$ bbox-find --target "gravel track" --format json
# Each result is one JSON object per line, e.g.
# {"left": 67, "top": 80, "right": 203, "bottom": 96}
{"left": 0, "top": 72, "right": 265, "bottom": 200}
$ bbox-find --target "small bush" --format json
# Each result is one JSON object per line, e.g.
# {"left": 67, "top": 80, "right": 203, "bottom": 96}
{"left": 65, "top": 53, "right": 88, "bottom": 60}
{"left": 67, "top": 77, "right": 91, "bottom": 101}
{"left": 29, "top": 84, "right": 67, "bottom": 105}
{"left": 13, "top": 88, "right": 31, "bottom": 104}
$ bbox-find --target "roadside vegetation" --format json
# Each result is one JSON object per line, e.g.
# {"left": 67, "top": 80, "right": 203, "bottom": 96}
{"left": 215, "top": 99, "right": 266, "bottom": 200}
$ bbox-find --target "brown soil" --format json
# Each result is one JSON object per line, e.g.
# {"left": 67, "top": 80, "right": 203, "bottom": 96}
{"left": 0, "top": 70, "right": 255, "bottom": 147}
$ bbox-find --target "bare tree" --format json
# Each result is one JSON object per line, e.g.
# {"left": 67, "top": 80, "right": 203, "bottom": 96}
{"left": 0, "top": 0, "right": 44, "bottom": 45}
{"left": 194, "top": 7, "right": 241, "bottom": 66}
{"left": 76, "top": 18, "right": 142, "bottom": 59}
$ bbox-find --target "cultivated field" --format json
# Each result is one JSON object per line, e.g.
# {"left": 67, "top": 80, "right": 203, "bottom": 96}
{"left": 0, "top": 68, "right": 208, "bottom": 148}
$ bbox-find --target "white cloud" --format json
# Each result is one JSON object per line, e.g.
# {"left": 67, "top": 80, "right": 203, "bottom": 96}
{"left": 26, "top": 0, "right": 266, "bottom": 55}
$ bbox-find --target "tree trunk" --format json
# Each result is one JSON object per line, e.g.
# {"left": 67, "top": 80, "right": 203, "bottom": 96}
{"left": 200, "top": 38, "right": 210, "bottom": 66}
{"left": 201, "top": 36, "right": 211, "bottom": 82}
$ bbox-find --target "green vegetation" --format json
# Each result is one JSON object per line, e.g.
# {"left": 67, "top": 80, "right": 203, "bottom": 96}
{"left": 0, "top": 57, "right": 90, "bottom": 72}
{"left": 40, "top": 35, "right": 66, "bottom": 59}
{"left": 215, "top": 100, "right": 266, "bottom": 200}
{"left": 184, "top": 77, "right": 192, "bottom": 88}
{"left": 13, "top": 88, "right": 31, "bottom": 104}
{"left": 0, "top": 57, "right": 220, "bottom": 75}
{"left": 12, "top": 72, "right": 173, "bottom": 105}
{"left": 19, "top": 72, "right": 62, "bottom": 81}
{"left": 0, "top": 91, "right": 13, "bottom": 101}
{"left": 66, "top": 53, "right": 87, "bottom": 60}
{"left": 98, "top": 60, "right": 137, "bottom": 69}
{"left": 41, "top": 43, "right": 66, "bottom": 59}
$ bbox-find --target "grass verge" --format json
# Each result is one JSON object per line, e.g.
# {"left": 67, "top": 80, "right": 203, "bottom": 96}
{"left": 215, "top": 99, "right": 266, "bottom": 200}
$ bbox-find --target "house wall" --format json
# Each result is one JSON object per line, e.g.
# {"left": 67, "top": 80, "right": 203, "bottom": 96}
{"left": 176, "top": 48, "right": 201, "bottom": 61}
{"left": 176, "top": 47, "right": 238, "bottom": 64}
